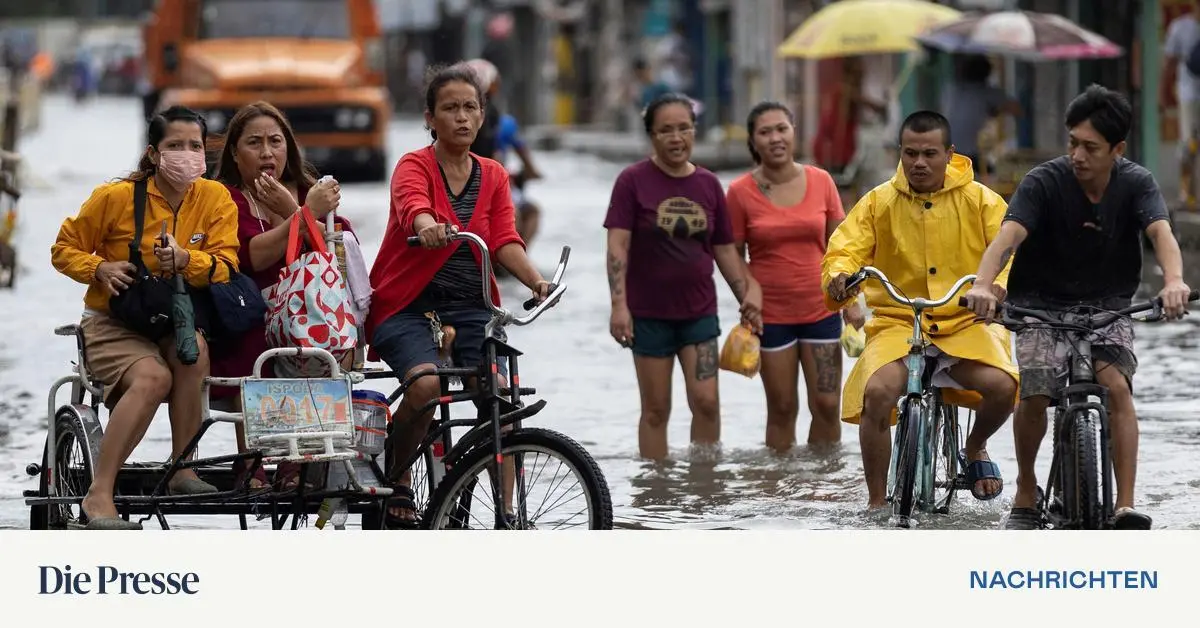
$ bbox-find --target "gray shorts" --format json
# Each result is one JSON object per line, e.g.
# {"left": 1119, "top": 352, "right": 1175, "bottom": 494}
{"left": 1014, "top": 316, "right": 1137, "bottom": 400}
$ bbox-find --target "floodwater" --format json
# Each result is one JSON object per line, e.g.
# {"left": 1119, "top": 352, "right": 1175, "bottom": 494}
{"left": 1, "top": 95, "right": 1197, "bottom": 530}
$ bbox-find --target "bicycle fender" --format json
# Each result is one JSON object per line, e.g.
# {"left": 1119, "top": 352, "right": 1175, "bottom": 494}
{"left": 443, "top": 399, "right": 548, "bottom": 468}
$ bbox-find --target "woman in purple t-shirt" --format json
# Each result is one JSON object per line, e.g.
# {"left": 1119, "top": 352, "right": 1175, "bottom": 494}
{"left": 604, "top": 94, "right": 757, "bottom": 460}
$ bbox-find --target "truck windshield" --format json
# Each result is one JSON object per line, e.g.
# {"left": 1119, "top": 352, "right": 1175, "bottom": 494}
{"left": 199, "top": 0, "right": 350, "bottom": 40}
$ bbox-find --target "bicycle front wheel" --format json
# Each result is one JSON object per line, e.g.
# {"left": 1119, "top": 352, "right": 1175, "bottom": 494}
{"left": 1067, "top": 410, "right": 1103, "bottom": 529}
{"left": 891, "top": 401, "right": 922, "bottom": 526}
{"left": 422, "top": 428, "right": 613, "bottom": 530}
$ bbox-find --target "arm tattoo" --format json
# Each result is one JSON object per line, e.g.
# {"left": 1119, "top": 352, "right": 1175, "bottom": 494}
{"left": 606, "top": 252, "right": 625, "bottom": 299}
{"left": 810, "top": 343, "right": 842, "bottom": 394}
{"left": 695, "top": 337, "right": 719, "bottom": 381}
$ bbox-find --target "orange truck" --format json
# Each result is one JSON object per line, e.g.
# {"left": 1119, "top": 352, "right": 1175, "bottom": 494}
{"left": 143, "top": 0, "right": 391, "bottom": 181}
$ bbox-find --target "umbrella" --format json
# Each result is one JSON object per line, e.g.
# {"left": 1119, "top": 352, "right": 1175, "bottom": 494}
{"left": 159, "top": 222, "right": 199, "bottom": 365}
{"left": 777, "top": 0, "right": 962, "bottom": 59}
{"left": 172, "top": 272, "right": 199, "bottom": 365}
{"left": 916, "top": 10, "right": 1123, "bottom": 61}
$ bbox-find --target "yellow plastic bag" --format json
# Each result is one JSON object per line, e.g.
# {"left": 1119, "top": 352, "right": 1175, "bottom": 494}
{"left": 840, "top": 322, "right": 865, "bottom": 358}
{"left": 719, "top": 324, "right": 761, "bottom": 378}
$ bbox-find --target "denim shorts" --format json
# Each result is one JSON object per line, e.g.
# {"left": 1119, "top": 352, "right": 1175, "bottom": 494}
{"left": 631, "top": 315, "right": 720, "bottom": 358}
{"left": 760, "top": 314, "right": 842, "bottom": 351}
{"left": 371, "top": 306, "right": 508, "bottom": 379}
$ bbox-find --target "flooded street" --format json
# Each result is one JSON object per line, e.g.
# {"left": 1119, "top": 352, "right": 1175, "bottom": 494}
{"left": 1, "top": 95, "right": 1197, "bottom": 530}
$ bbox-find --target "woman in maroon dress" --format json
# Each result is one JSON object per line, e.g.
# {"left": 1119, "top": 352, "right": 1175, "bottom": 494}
{"left": 208, "top": 101, "right": 345, "bottom": 490}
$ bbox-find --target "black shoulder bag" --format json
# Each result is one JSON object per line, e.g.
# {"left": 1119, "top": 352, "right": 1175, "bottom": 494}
{"left": 109, "top": 178, "right": 176, "bottom": 341}
{"left": 204, "top": 256, "right": 267, "bottom": 337}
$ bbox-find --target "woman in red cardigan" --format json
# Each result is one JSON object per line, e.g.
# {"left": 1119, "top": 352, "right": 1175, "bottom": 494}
{"left": 368, "top": 63, "right": 551, "bottom": 528}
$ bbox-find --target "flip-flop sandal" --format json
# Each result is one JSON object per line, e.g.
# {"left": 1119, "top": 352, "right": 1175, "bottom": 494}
{"left": 168, "top": 476, "right": 220, "bottom": 495}
{"left": 1001, "top": 507, "right": 1044, "bottom": 530}
{"left": 80, "top": 506, "right": 143, "bottom": 530}
{"left": 1113, "top": 507, "right": 1153, "bottom": 530}
{"left": 384, "top": 485, "right": 420, "bottom": 530}
{"left": 959, "top": 449, "right": 1004, "bottom": 501}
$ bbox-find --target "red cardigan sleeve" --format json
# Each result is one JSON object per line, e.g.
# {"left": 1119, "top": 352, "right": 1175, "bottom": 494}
{"left": 391, "top": 152, "right": 438, "bottom": 235}
{"left": 484, "top": 162, "right": 525, "bottom": 255}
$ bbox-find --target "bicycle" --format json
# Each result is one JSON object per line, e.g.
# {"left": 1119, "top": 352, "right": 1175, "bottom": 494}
{"left": 362, "top": 230, "right": 613, "bottom": 530}
{"left": 25, "top": 229, "right": 613, "bottom": 531}
{"left": 966, "top": 289, "right": 1200, "bottom": 530}
{"left": 843, "top": 266, "right": 981, "bottom": 527}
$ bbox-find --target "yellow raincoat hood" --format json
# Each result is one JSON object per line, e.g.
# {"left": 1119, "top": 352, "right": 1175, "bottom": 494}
{"left": 821, "top": 154, "right": 1017, "bottom": 422}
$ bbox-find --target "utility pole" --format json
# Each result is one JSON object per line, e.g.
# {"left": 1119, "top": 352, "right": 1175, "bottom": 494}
{"left": 596, "top": 0, "right": 625, "bottom": 130}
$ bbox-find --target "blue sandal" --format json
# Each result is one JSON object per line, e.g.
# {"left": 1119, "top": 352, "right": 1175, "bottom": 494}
{"left": 959, "top": 450, "right": 1004, "bottom": 501}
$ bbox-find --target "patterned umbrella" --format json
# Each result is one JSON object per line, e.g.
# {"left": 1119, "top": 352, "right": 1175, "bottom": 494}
{"left": 916, "top": 10, "right": 1123, "bottom": 61}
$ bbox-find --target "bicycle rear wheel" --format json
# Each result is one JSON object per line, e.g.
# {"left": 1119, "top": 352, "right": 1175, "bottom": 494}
{"left": 890, "top": 401, "right": 922, "bottom": 526}
{"left": 927, "top": 403, "right": 960, "bottom": 514}
{"left": 34, "top": 406, "right": 102, "bottom": 529}
{"left": 422, "top": 428, "right": 613, "bottom": 530}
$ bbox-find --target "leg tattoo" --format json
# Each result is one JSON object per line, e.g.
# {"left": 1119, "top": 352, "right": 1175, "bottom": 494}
{"left": 695, "top": 338, "right": 719, "bottom": 381}
{"left": 812, "top": 343, "right": 841, "bottom": 394}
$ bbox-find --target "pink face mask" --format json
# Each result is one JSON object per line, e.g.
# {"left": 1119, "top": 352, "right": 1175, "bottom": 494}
{"left": 157, "top": 150, "right": 207, "bottom": 190}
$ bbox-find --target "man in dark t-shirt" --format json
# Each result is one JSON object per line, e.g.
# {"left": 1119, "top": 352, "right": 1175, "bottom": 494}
{"left": 965, "top": 85, "right": 1192, "bottom": 530}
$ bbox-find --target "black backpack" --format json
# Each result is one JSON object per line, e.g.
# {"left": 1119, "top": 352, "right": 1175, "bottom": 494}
{"left": 1185, "top": 39, "right": 1200, "bottom": 77}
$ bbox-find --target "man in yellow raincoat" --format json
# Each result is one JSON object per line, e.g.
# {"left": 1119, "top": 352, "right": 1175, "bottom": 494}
{"left": 822, "top": 111, "right": 1018, "bottom": 510}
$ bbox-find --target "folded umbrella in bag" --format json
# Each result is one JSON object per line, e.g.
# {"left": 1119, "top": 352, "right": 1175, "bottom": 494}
{"left": 264, "top": 206, "right": 358, "bottom": 376}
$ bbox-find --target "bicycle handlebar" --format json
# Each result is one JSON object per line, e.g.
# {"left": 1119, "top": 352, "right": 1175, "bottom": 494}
{"left": 405, "top": 229, "right": 570, "bottom": 327}
{"left": 956, "top": 289, "right": 1200, "bottom": 330}
{"left": 843, "top": 266, "right": 976, "bottom": 310}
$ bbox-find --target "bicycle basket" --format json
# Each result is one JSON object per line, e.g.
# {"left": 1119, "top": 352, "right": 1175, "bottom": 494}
{"left": 351, "top": 389, "right": 390, "bottom": 456}
{"left": 242, "top": 377, "right": 355, "bottom": 456}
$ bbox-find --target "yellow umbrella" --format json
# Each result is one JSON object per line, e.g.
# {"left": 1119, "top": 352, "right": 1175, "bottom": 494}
{"left": 777, "top": 0, "right": 962, "bottom": 59}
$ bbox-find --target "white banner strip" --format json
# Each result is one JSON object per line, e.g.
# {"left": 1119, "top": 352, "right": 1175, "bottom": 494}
{"left": 0, "top": 530, "right": 1186, "bottom": 626}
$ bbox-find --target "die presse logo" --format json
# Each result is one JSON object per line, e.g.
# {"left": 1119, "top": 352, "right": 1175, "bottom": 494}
{"left": 38, "top": 565, "right": 200, "bottom": 595}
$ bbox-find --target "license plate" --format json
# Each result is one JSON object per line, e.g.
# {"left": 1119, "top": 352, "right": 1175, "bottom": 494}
{"left": 242, "top": 378, "right": 353, "bottom": 436}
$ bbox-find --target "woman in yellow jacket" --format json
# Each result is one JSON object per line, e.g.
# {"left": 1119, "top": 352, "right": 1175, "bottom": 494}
{"left": 822, "top": 111, "right": 1018, "bottom": 511}
{"left": 51, "top": 106, "right": 239, "bottom": 529}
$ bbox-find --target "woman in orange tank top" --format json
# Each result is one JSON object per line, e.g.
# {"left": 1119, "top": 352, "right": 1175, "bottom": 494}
{"left": 730, "top": 102, "right": 864, "bottom": 453}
